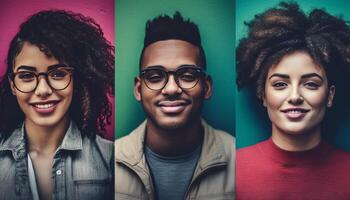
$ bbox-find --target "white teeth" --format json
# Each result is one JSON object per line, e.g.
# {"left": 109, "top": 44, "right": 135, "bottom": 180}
{"left": 287, "top": 110, "right": 302, "bottom": 113}
{"left": 34, "top": 103, "right": 55, "bottom": 109}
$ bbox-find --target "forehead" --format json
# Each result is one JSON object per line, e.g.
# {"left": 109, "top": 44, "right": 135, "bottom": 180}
{"left": 141, "top": 39, "right": 200, "bottom": 70}
{"left": 267, "top": 51, "right": 326, "bottom": 77}
{"left": 14, "top": 41, "right": 59, "bottom": 71}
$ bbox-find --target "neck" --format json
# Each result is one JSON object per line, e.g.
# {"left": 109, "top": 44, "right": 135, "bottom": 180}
{"left": 25, "top": 115, "right": 70, "bottom": 155}
{"left": 145, "top": 118, "right": 203, "bottom": 157}
{"left": 271, "top": 126, "right": 321, "bottom": 152}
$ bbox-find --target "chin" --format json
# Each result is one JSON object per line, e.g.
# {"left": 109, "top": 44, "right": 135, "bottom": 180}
{"left": 277, "top": 124, "right": 313, "bottom": 135}
{"left": 151, "top": 116, "right": 190, "bottom": 130}
{"left": 27, "top": 113, "right": 69, "bottom": 128}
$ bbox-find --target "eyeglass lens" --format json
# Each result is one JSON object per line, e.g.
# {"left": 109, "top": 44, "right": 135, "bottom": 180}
{"left": 13, "top": 67, "right": 73, "bottom": 93}
{"left": 142, "top": 67, "right": 203, "bottom": 90}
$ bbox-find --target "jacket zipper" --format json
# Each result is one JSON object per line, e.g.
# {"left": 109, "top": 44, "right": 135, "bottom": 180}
{"left": 184, "top": 162, "right": 227, "bottom": 199}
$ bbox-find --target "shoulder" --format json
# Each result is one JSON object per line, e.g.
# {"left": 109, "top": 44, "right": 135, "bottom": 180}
{"left": 94, "top": 134, "right": 114, "bottom": 155}
{"left": 214, "top": 128, "right": 235, "bottom": 144}
{"left": 204, "top": 121, "right": 235, "bottom": 149}
{"left": 82, "top": 134, "right": 114, "bottom": 167}
{"left": 237, "top": 140, "right": 266, "bottom": 159}
{"left": 115, "top": 121, "right": 146, "bottom": 153}
{"left": 326, "top": 143, "right": 350, "bottom": 162}
{"left": 202, "top": 122, "right": 235, "bottom": 165}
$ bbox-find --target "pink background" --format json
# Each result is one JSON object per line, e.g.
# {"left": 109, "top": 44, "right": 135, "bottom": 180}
{"left": 0, "top": 0, "right": 115, "bottom": 140}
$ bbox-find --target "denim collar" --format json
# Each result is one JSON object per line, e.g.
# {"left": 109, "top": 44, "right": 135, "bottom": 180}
{"left": 58, "top": 121, "right": 83, "bottom": 151}
{"left": 0, "top": 120, "right": 83, "bottom": 161}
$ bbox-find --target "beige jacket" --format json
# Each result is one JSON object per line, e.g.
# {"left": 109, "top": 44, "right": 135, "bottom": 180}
{"left": 115, "top": 120, "right": 235, "bottom": 200}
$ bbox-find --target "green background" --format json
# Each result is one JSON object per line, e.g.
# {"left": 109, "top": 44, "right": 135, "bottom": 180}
{"left": 236, "top": 0, "right": 350, "bottom": 150}
{"left": 115, "top": 0, "right": 235, "bottom": 138}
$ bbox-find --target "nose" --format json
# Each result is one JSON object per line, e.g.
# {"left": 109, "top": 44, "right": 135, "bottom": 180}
{"left": 34, "top": 76, "right": 53, "bottom": 97}
{"left": 288, "top": 85, "right": 303, "bottom": 105}
{"left": 161, "top": 74, "right": 182, "bottom": 95}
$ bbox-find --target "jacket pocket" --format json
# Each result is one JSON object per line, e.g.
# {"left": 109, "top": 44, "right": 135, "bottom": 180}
{"left": 74, "top": 179, "right": 113, "bottom": 200}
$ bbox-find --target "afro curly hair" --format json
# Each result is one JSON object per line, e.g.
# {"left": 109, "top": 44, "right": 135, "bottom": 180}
{"left": 236, "top": 1, "right": 350, "bottom": 135}
{"left": 0, "top": 10, "right": 114, "bottom": 139}
{"left": 236, "top": 2, "right": 350, "bottom": 99}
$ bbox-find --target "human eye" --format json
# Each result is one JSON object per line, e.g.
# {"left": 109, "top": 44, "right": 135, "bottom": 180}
{"left": 177, "top": 68, "right": 199, "bottom": 82}
{"left": 272, "top": 81, "right": 288, "bottom": 89}
{"left": 17, "top": 72, "right": 35, "bottom": 82}
{"left": 144, "top": 70, "right": 164, "bottom": 83}
{"left": 179, "top": 72, "right": 197, "bottom": 82}
{"left": 49, "top": 69, "right": 69, "bottom": 80}
{"left": 304, "top": 81, "right": 320, "bottom": 90}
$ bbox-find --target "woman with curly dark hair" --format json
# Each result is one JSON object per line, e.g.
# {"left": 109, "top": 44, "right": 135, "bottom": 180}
{"left": 0, "top": 10, "right": 114, "bottom": 200}
{"left": 236, "top": 2, "right": 350, "bottom": 199}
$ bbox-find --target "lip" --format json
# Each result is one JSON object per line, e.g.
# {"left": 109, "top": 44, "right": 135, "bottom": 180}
{"left": 281, "top": 107, "right": 310, "bottom": 120}
{"left": 30, "top": 100, "right": 60, "bottom": 115}
{"left": 157, "top": 100, "right": 190, "bottom": 114}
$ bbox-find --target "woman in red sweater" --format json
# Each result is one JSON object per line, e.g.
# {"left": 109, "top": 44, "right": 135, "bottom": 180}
{"left": 236, "top": 2, "right": 350, "bottom": 200}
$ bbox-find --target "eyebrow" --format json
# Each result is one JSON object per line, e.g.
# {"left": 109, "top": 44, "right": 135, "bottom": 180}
{"left": 268, "top": 73, "right": 324, "bottom": 81}
{"left": 301, "top": 73, "right": 324, "bottom": 81}
{"left": 268, "top": 73, "right": 289, "bottom": 80}
{"left": 143, "top": 65, "right": 165, "bottom": 70}
{"left": 16, "top": 65, "right": 36, "bottom": 71}
{"left": 48, "top": 64, "right": 68, "bottom": 71}
{"left": 15, "top": 63, "right": 67, "bottom": 72}
{"left": 142, "top": 64, "right": 199, "bottom": 71}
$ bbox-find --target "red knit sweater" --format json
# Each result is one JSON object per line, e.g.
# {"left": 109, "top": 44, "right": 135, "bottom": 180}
{"left": 236, "top": 138, "right": 350, "bottom": 200}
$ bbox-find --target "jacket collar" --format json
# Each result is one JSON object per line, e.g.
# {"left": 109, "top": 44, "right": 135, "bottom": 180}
{"left": 0, "top": 120, "right": 83, "bottom": 160}
{"left": 117, "top": 119, "right": 228, "bottom": 169}
{"left": 58, "top": 121, "right": 83, "bottom": 151}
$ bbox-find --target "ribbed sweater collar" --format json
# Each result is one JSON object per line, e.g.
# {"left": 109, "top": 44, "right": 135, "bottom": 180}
{"left": 258, "top": 138, "right": 333, "bottom": 166}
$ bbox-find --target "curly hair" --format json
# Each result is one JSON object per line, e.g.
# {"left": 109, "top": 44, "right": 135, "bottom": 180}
{"left": 139, "top": 11, "right": 206, "bottom": 69}
{"left": 236, "top": 2, "right": 350, "bottom": 100}
{"left": 0, "top": 10, "right": 114, "bottom": 138}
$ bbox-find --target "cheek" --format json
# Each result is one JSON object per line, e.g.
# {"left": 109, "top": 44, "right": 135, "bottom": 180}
{"left": 15, "top": 94, "right": 29, "bottom": 105}
{"left": 265, "top": 88, "right": 287, "bottom": 109}
{"left": 140, "top": 86, "right": 156, "bottom": 105}
{"left": 13, "top": 93, "right": 31, "bottom": 115}
{"left": 60, "top": 84, "right": 74, "bottom": 106}
{"left": 302, "top": 90, "right": 328, "bottom": 109}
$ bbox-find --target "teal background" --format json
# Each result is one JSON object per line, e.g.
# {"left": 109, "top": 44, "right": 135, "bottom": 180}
{"left": 236, "top": 0, "right": 350, "bottom": 150}
{"left": 116, "top": 0, "right": 235, "bottom": 138}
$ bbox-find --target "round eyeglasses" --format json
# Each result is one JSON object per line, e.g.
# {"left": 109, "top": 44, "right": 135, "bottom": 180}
{"left": 9, "top": 65, "right": 74, "bottom": 93}
{"left": 140, "top": 65, "right": 206, "bottom": 91}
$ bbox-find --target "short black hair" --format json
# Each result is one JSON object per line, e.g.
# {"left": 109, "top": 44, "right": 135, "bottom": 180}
{"left": 139, "top": 11, "right": 206, "bottom": 69}
{"left": 0, "top": 10, "right": 114, "bottom": 138}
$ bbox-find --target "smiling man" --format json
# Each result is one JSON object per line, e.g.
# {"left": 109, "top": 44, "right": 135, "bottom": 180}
{"left": 115, "top": 12, "right": 235, "bottom": 200}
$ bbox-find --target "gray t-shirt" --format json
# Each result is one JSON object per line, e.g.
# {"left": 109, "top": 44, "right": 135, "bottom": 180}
{"left": 145, "top": 145, "right": 201, "bottom": 200}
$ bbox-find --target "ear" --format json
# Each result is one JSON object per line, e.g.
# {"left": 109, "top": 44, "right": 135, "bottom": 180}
{"left": 261, "top": 92, "right": 267, "bottom": 107}
{"left": 203, "top": 75, "right": 213, "bottom": 100}
{"left": 8, "top": 76, "right": 16, "bottom": 96}
{"left": 134, "top": 76, "right": 142, "bottom": 102}
{"left": 327, "top": 85, "right": 335, "bottom": 107}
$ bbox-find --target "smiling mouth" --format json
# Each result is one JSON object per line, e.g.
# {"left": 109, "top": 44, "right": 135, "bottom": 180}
{"left": 30, "top": 101, "right": 60, "bottom": 114}
{"left": 157, "top": 100, "right": 190, "bottom": 114}
{"left": 281, "top": 108, "right": 310, "bottom": 120}
{"left": 281, "top": 108, "right": 310, "bottom": 113}
{"left": 33, "top": 103, "right": 56, "bottom": 109}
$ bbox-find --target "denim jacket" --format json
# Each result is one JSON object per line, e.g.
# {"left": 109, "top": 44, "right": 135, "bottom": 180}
{"left": 115, "top": 119, "right": 235, "bottom": 200}
{"left": 0, "top": 121, "right": 114, "bottom": 200}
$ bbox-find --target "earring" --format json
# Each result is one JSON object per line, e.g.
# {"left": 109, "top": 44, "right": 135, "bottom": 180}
{"left": 327, "top": 101, "right": 332, "bottom": 107}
